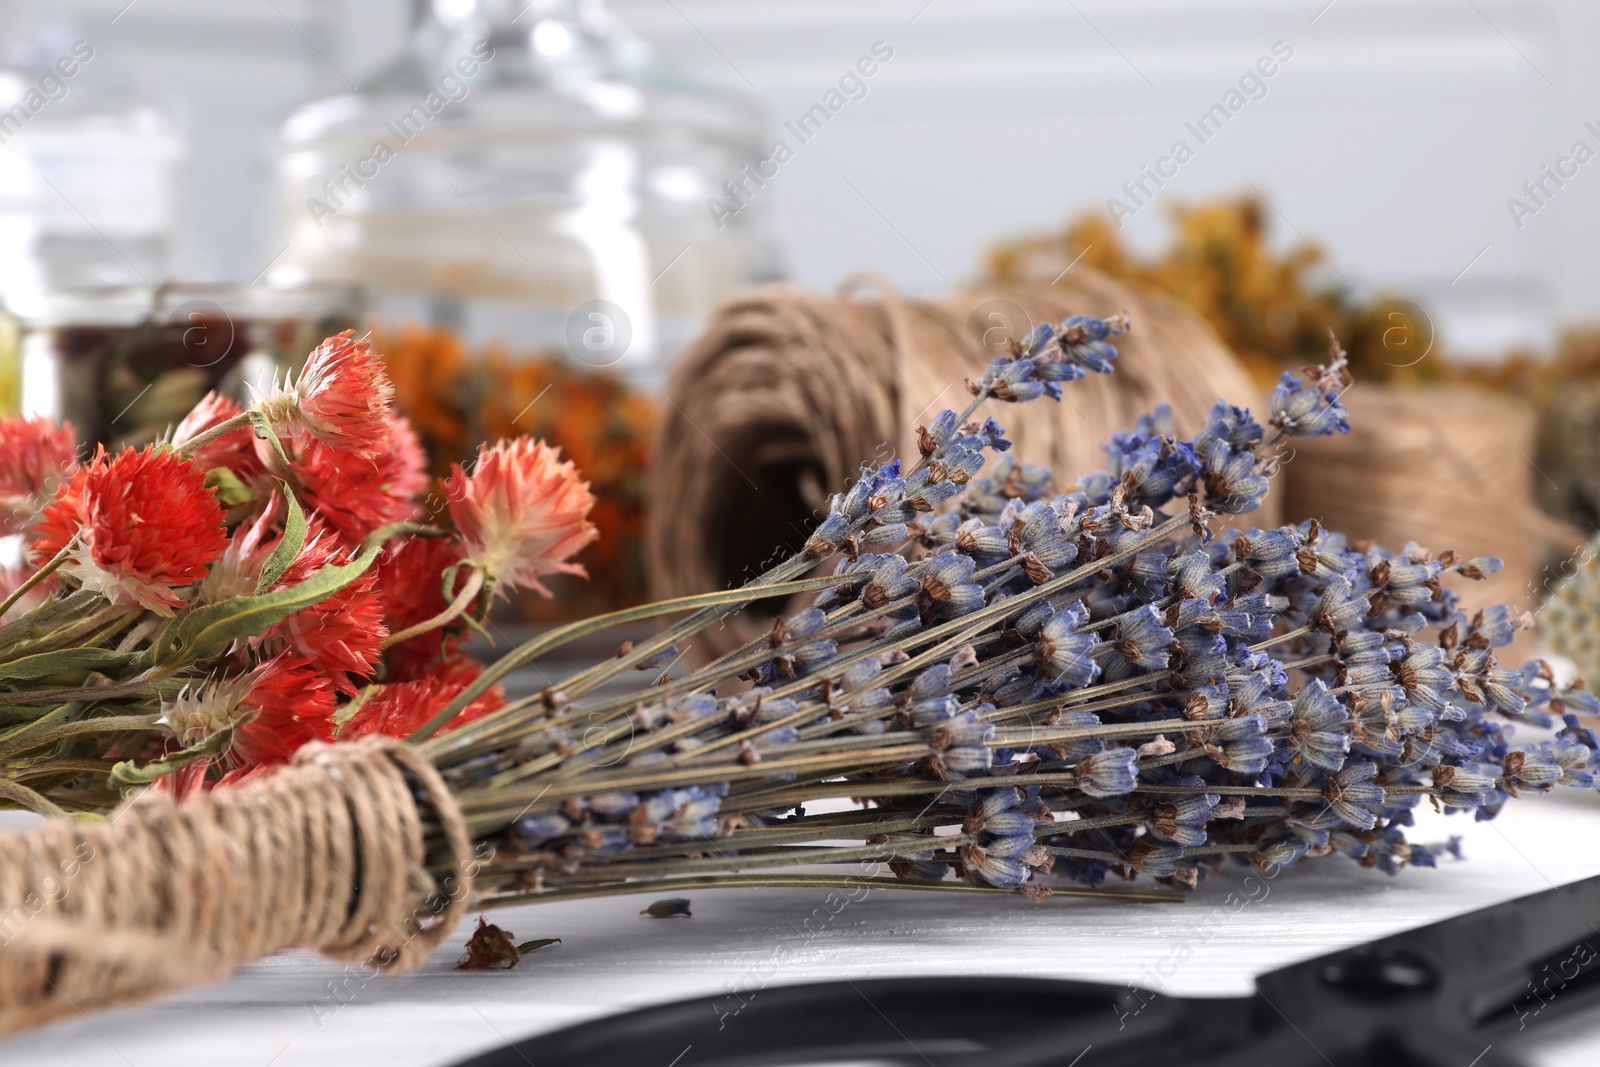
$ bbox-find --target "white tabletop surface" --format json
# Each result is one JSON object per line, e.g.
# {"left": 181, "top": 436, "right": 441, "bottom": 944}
{"left": 3, "top": 788, "right": 1598, "bottom": 1067}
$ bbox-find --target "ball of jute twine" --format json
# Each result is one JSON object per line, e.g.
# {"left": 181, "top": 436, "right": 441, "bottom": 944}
{"left": 0, "top": 736, "right": 473, "bottom": 1037}
{"left": 1283, "top": 384, "right": 1585, "bottom": 625}
{"left": 647, "top": 271, "right": 1272, "bottom": 658}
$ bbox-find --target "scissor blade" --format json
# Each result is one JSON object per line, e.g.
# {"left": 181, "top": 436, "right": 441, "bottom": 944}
{"left": 445, "top": 976, "right": 1249, "bottom": 1067}
{"left": 1251, "top": 873, "right": 1600, "bottom": 1054}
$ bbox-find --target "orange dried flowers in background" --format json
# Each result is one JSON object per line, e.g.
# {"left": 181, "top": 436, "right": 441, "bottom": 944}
{"left": 376, "top": 326, "right": 655, "bottom": 620}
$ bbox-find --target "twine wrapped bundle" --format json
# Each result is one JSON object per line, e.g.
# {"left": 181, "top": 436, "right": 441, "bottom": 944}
{"left": 1282, "top": 385, "right": 1583, "bottom": 619}
{"left": 648, "top": 272, "right": 1271, "bottom": 656}
{"left": 0, "top": 738, "right": 473, "bottom": 1037}
{"left": 0, "top": 293, "right": 1592, "bottom": 1046}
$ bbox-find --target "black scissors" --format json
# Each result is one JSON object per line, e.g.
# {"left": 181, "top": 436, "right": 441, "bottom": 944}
{"left": 449, "top": 874, "right": 1600, "bottom": 1067}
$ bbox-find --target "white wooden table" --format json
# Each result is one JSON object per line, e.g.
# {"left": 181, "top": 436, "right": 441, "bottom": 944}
{"left": 6, "top": 789, "right": 1598, "bottom": 1067}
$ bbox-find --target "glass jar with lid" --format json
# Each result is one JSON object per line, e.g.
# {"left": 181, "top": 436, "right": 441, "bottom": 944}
{"left": 0, "top": 18, "right": 183, "bottom": 324}
{"left": 275, "top": 0, "right": 782, "bottom": 383}
{"left": 17, "top": 283, "right": 361, "bottom": 448}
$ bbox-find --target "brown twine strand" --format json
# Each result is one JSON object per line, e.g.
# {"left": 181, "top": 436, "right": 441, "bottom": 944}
{"left": 648, "top": 272, "right": 1271, "bottom": 656}
{"left": 0, "top": 736, "right": 473, "bottom": 1038}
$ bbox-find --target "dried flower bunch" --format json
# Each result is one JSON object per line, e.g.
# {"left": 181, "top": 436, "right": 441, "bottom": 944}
{"left": 0, "top": 319, "right": 1592, "bottom": 907}
{"left": 0, "top": 330, "right": 596, "bottom": 809}
{"left": 411, "top": 318, "right": 1595, "bottom": 904}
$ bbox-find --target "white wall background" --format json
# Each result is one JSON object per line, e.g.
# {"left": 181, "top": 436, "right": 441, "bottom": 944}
{"left": 14, "top": 0, "right": 1600, "bottom": 360}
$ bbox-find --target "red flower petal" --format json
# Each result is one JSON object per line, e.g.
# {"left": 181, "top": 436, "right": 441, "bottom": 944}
{"left": 229, "top": 651, "right": 338, "bottom": 768}
{"left": 34, "top": 445, "right": 228, "bottom": 613}
{"left": 173, "top": 391, "right": 263, "bottom": 480}
{"left": 342, "top": 653, "right": 506, "bottom": 740}
{"left": 288, "top": 417, "right": 428, "bottom": 547}
{"left": 265, "top": 522, "right": 388, "bottom": 694}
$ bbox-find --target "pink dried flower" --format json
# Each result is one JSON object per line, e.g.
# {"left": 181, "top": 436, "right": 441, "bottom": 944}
{"left": 196, "top": 496, "right": 282, "bottom": 604}
{"left": 0, "top": 415, "right": 79, "bottom": 536}
{"left": 444, "top": 438, "right": 598, "bottom": 598}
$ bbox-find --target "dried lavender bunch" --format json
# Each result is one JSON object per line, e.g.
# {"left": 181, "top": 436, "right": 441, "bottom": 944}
{"left": 416, "top": 320, "right": 1598, "bottom": 905}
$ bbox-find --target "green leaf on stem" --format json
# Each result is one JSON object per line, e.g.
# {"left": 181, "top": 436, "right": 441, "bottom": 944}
{"left": 108, "top": 720, "right": 235, "bottom": 788}
{"left": 255, "top": 481, "right": 308, "bottom": 594}
{"left": 0, "top": 647, "right": 138, "bottom": 684}
{"left": 203, "top": 466, "right": 254, "bottom": 507}
{"left": 154, "top": 542, "right": 381, "bottom": 667}
{"left": 247, "top": 409, "right": 290, "bottom": 465}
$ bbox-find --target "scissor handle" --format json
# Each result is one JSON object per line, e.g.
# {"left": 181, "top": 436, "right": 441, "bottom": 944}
{"left": 1248, "top": 873, "right": 1600, "bottom": 1063}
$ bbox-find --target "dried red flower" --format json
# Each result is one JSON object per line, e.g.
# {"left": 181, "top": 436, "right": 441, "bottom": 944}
{"left": 378, "top": 534, "right": 468, "bottom": 632}
{"left": 385, "top": 415, "right": 431, "bottom": 502}
{"left": 287, "top": 416, "right": 428, "bottom": 547}
{"left": 256, "top": 330, "right": 395, "bottom": 456}
{"left": 172, "top": 392, "right": 263, "bottom": 479}
{"left": 0, "top": 415, "right": 78, "bottom": 536}
{"left": 445, "top": 438, "right": 598, "bottom": 598}
{"left": 376, "top": 534, "right": 472, "bottom": 679}
{"left": 265, "top": 523, "right": 388, "bottom": 694}
{"left": 231, "top": 652, "right": 339, "bottom": 766}
{"left": 158, "top": 651, "right": 337, "bottom": 771}
{"left": 34, "top": 445, "right": 228, "bottom": 614}
{"left": 341, "top": 653, "right": 506, "bottom": 739}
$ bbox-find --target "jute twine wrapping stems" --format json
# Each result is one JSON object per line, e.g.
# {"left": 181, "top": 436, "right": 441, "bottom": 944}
{"left": 0, "top": 737, "right": 474, "bottom": 1037}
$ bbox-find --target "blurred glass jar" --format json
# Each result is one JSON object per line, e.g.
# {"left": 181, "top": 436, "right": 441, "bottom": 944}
{"left": 16, "top": 283, "right": 360, "bottom": 447}
{"left": 274, "top": 0, "right": 782, "bottom": 383}
{"left": 0, "top": 33, "right": 183, "bottom": 322}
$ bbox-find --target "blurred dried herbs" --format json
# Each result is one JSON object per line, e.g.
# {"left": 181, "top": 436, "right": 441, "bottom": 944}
{"left": 1460, "top": 327, "right": 1600, "bottom": 534}
{"left": 377, "top": 326, "right": 656, "bottom": 620}
{"left": 981, "top": 195, "right": 1600, "bottom": 590}
{"left": 982, "top": 196, "right": 1442, "bottom": 386}
{"left": 1542, "top": 532, "right": 1600, "bottom": 683}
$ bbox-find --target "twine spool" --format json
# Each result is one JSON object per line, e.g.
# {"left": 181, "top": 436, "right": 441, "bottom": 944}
{"left": 1281, "top": 384, "right": 1584, "bottom": 620}
{"left": 647, "top": 272, "right": 1271, "bottom": 656}
{"left": 0, "top": 737, "right": 473, "bottom": 1037}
